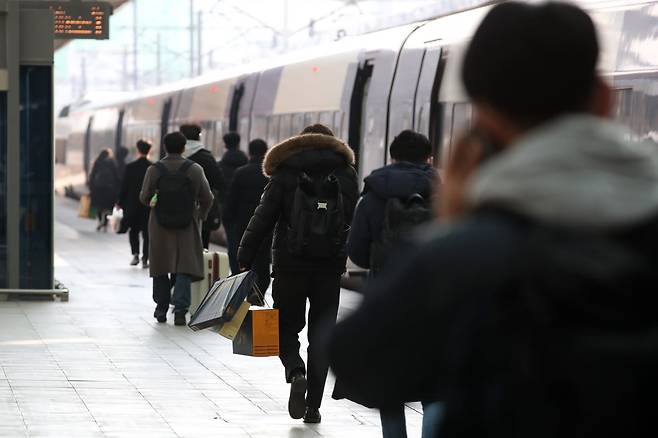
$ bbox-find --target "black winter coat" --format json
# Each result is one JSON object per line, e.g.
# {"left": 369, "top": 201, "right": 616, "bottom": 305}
{"left": 329, "top": 208, "right": 658, "bottom": 437}
{"left": 348, "top": 161, "right": 437, "bottom": 269}
{"left": 118, "top": 157, "right": 152, "bottom": 229}
{"left": 89, "top": 158, "right": 120, "bottom": 211}
{"left": 188, "top": 148, "right": 225, "bottom": 228}
{"left": 237, "top": 133, "right": 359, "bottom": 274}
{"left": 219, "top": 148, "right": 248, "bottom": 195}
{"left": 223, "top": 156, "right": 268, "bottom": 247}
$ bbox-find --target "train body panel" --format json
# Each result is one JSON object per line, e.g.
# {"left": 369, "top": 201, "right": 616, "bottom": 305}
{"left": 58, "top": 0, "right": 658, "bottom": 197}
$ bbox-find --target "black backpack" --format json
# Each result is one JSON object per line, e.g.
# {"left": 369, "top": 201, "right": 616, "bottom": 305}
{"left": 154, "top": 160, "right": 195, "bottom": 229}
{"left": 287, "top": 171, "right": 347, "bottom": 259}
{"left": 370, "top": 193, "right": 432, "bottom": 274}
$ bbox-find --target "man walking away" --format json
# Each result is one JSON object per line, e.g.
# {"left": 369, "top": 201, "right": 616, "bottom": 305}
{"left": 329, "top": 3, "right": 658, "bottom": 437}
{"left": 218, "top": 132, "right": 248, "bottom": 191}
{"left": 89, "top": 149, "right": 120, "bottom": 232}
{"left": 180, "top": 123, "right": 225, "bottom": 249}
{"left": 343, "top": 129, "right": 440, "bottom": 438}
{"left": 118, "top": 139, "right": 153, "bottom": 268}
{"left": 223, "top": 139, "right": 271, "bottom": 291}
{"left": 238, "top": 124, "right": 359, "bottom": 423}
{"left": 140, "top": 132, "right": 213, "bottom": 326}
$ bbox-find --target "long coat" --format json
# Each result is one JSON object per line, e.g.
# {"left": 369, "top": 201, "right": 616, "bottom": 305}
{"left": 237, "top": 133, "right": 359, "bottom": 274}
{"left": 187, "top": 146, "right": 225, "bottom": 229}
{"left": 140, "top": 154, "right": 213, "bottom": 280}
{"left": 89, "top": 158, "right": 120, "bottom": 211}
{"left": 118, "top": 157, "right": 152, "bottom": 230}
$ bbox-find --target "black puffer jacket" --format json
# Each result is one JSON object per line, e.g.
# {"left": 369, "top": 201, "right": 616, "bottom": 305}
{"left": 348, "top": 161, "right": 437, "bottom": 270}
{"left": 237, "top": 133, "right": 359, "bottom": 274}
{"left": 219, "top": 148, "right": 249, "bottom": 193}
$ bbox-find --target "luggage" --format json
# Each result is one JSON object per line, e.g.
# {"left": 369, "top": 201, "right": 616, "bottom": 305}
{"left": 188, "top": 270, "right": 258, "bottom": 331}
{"left": 232, "top": 308, "right": 280, "bottom": 357}
{"left": 153, "top": 160, "right": 195, "bottom": 229}
{"left": 190, "top": 251, "right": 230, "bottom": 314}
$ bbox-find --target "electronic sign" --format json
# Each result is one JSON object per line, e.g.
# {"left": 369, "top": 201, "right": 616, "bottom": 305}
{"left": 22, "top": 1, "right": 112, "bottom": 40}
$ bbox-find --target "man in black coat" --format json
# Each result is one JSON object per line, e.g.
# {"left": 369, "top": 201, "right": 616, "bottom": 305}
{"left": 118, "top": 140, "right": 153, "bottom": 268}
{"left": 238, "top": 124, "right": 359, "bottom": 424}
{"left": 181, "top": 124, "right": 225, "bottom": 249}
{"left": 218, "top": 131, "right": 248, "bottom": 193}
{"left": 329, "top": 3, "right": 658, "bottom": 437}
{"left": 223, "top": 138, "right": 271, "bottom": 291}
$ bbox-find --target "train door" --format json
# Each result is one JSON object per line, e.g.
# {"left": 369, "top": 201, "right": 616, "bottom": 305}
{"left": 115, "top": 109, "right": 125, "bottom": 153}
{"left": 348, "top": 60, "right": 373, "bottom": 168}
{"left": 229, "top": 82, "right": 245, "bottom": 133}
{"left": 413, "top": 45, "right": 445, "bottom": 164}
{"left": 83, "top": 116, "right": 93, "bottom": 179}
{"left": 159, "top": 98, "right": 173, "bottom": 159}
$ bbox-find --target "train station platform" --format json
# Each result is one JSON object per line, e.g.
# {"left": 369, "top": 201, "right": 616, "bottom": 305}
{"left": 0, "top": 197, "right": 422, "bottom": 438}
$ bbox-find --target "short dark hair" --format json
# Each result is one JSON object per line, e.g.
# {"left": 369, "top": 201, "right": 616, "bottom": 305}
{"left": 248, "top": 139, "right": 268, "bottom": 157}
{"left": 389, "top": 130, "right": 431, "bottom": 163}
{"left": 163, "top": 132, "right": 187, "bottom": 154}
{"left": 301, "top": 124, "right": 334, "bottom": 137}
{"left": 136, "top": 139, "right": 152, "bottom": 155}
{"left": 462, "top": 2, "right": 599, "bottom": 126}
{"left": 180, "top": 124, "right": 202, "bottom": 141}
{"left": 223, "top": 132, "right": 241, "bottom": 149}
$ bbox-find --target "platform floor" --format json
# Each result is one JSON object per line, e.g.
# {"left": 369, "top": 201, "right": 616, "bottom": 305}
{"left": 0, "top": 198, "right": 422, "bottom": 438}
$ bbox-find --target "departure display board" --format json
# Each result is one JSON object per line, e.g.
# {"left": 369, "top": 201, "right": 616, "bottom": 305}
{"left": 23, "top": 1, "right": 112, "bottom": 40}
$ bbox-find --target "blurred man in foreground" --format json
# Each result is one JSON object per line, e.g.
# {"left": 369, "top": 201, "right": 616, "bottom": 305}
{"left": 329, "top": 2, "right": 658, "bottom": 437}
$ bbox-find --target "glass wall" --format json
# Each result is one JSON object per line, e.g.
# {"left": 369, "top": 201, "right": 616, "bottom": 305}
{"left": 19, "top": 66, "right": 53, "bottom": 289}
{"left": 0, "top": 92, "right": 6, "bottom": 288}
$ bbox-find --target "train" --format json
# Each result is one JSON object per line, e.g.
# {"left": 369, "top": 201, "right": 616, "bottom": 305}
{"left": 57, "top": 0, "right": 658, "bottom": 195}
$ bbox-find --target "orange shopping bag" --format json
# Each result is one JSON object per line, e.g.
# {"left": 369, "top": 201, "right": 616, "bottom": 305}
{"left": 232, "top": 308, "right": 279, "bottom": 357}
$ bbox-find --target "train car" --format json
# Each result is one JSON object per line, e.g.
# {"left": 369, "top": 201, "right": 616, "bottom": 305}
{"left": 59, "top": 0, "right": 658, "bottom": 195}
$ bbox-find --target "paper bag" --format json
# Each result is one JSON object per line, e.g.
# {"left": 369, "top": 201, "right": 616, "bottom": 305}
{"left": 233, "top": 309, "right": 279, "bottom": 357}
{"left": 214, "top": 300, "right": 250, "bottom": 340}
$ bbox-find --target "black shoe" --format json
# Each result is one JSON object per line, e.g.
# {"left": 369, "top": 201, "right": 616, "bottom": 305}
{"left": 130, "top": 255, "right": 139, "bottom": 266}
{"left": 153, "top": 308, "right": 166, "bottom": 323}
{"left": 303, "top": 407, "right": 321, "bottom": 424}
{"left": 174, "top": 312, "right": 187, "bottom": 326}
{"left": 288, "top": 372, "right": 307, "bottom": 419}
{"left": 141, "top": 258, "right": 149, "bottom": 269}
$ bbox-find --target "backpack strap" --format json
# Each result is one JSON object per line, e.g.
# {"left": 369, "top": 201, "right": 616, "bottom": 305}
{"left": 178, "top": 160, "right": 194, "bottom": 174}
{"left": 155, "top": 161, "right": 169, "bottom": 176}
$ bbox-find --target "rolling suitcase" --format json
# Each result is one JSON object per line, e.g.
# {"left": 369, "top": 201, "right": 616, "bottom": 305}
{"left": 190, "top": 250, "right": 230, "bottom": 314}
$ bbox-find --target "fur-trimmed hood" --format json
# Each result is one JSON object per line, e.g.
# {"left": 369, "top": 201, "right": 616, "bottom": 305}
{"left": 263, "top": 133, "right": 355, "bottom": 177}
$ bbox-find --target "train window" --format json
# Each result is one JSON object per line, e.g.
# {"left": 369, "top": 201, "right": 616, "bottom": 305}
{"left": 334, "top": 111, "right": 343, "bottom": 137}
{"left": 267, "top": 115, "right": 280, "bottom": 145}
{"left": 304, "top": 112, "right": 318, "bottom": 127}
{"left": 292, "top": 113, "right": 304, "bottom": 135}
{"left": 450, "top": 103, "right": 472, "bottom": 148}
{"left": 279, "top": 114, "right": 292, "bottom": 140}
{"left": 319, "top": 112, "right": 333, "bottom": 132}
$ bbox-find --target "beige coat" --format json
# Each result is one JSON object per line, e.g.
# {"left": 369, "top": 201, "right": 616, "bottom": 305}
{"left": 140, "top": 154, "right": 213, "bottom": 280}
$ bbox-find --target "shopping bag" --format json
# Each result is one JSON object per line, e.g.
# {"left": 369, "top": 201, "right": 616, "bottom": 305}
{"left": 78, "top": 195, "right": 91, "bottom": 218}
{"left": 188, "top": 270, "right": 257, "bottom": 331}
{"left": 107, "top": 207, "right": 124, "bottom": 233}
{"left": 214, "top": 300, "right": 250, "bottom": 340}
{"left": 232, "top": 308, "right": 280, "bottom": 357}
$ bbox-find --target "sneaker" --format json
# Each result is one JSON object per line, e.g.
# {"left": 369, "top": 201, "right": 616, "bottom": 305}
{"left": 141, "top": 258, "right": 149, "bottom": 269}
{"left": 288, "top": 372, "right": 307, "bottom": 419}
{"left": 130, "top": 255, "right": 140, "bottom": 266}
{"left": 153, "top": 308, "right": 166, "bottom": 323}
{"left": 174, "top": 312, "right": 187, "bottom": 326}
{"left": 303, "top": 407, "right": 321, "bottom": 424}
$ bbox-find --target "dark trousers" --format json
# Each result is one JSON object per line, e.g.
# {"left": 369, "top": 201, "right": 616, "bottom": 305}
{"left": 273, "top": 271, "right": 341, "bottom": 410}
{"left": 129, "top": 227, "right": 149, "bottom": 260}
{"left": 201, "top": 222, "right": 211, "bottom": 250}
{"left": 153, "top": 274, "right": 192, "bottom": 313}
